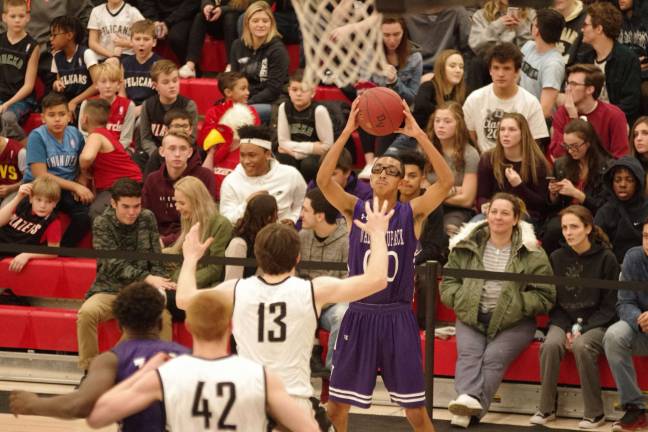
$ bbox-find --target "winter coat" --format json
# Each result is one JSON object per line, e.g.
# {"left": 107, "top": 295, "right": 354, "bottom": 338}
{"left": 298, "top": 223, "right": 349, "bottom": 280}
{"left": 549, "top": 240, "right": 619, "bottom": 332}
{"left": 440, "top": 220, "right": 555, "bottom": 339}
{"left": 595, "top": 156, "right": 648, "bottom": 262}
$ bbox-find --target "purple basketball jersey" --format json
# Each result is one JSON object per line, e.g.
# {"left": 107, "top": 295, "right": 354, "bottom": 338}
{"left": 348, "top": 199, "right": 417, "bottom": 304}
{"left": 111, "top": 339, "right": 190, "bottom": 432}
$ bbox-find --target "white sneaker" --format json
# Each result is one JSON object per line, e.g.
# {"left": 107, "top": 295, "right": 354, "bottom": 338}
{"left": 450, "top": 415, "right": 471, "bottom": 428}
{"left": 448, "top": 394, "right": 482, "bottom": 417}
{"left": 529, "top": 411, "right": 556, "bottom": 425}
{"left": 358, "top": 160, "right": 374, "bottom": 180}
{"left": 578, "top": 414, "right": 605, "bottom": 429}
{"left": 179, "top": 64, "right": 196, "bottom": 79}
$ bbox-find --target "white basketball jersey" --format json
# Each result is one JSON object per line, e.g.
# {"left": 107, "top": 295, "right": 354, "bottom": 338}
{"left": 157, "top": 354, "right": 267, "bottom": 432}
{"left": 233, "top": 276, "right": 318, "bottom": 399}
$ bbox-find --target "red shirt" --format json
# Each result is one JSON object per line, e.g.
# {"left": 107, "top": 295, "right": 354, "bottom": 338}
{"left": 40, "top": 217, "right": 62, "bottom": 244}
{"left": 0, "top": 137, "right": 22, "bottom": 186}
{"left": 92, "top": 127, "right": 142, "bottom": 190}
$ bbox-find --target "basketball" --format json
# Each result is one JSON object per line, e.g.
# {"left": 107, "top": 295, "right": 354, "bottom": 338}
{"left": 357, "top": 87, "right": 405, "bottom": 137}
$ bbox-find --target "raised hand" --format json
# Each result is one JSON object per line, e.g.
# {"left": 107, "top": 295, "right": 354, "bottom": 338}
{"left": 394, "top": 99, "right": 422, "bottom": 138}
{"left": 353, "top": 196, "right": 394, "bottom": 236}
{"left": 181, "top": 223, "right": 214, "bottom": 262}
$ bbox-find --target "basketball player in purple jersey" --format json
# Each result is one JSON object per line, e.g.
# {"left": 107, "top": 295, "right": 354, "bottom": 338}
{"left": 317, "top": 99, "right": 454, "bottom": 432}
{"left": 9, "top": 282, "right": 189, "bottom": 432}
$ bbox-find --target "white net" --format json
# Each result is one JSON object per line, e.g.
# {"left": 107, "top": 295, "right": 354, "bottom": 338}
{"left": 291, "top": 0, "right": 389, "bottom": 88}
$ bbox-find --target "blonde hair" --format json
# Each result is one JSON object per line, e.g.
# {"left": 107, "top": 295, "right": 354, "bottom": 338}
{"left": 94, "top": 62, "right": 123, "bottom": 82}
{"left": 131, "top": 19, "right": 156, "bottom": 38}
{"left": 186, "top": 291, "right": 232, "bottom": 341}
{"left": 241, "top": 1, "right": 281, "bottom": 49}
{"left": 168, "top": 176, "right": 218, "bottom": 254}
{"left": 483, "top": 0, "right": 529, "bottom": 22}
{"left": 150, "top": 59, "right": 178, "bottom": 83}
{"left": 32, "top": 175, "right": 61, "bottom": 202}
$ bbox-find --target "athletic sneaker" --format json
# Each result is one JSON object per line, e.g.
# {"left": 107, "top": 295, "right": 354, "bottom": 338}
{"left": 448, "top": 394, "right": 483, "bottom": 417}
{"left": 612, "top": 405, "right": 648, "bottom": 431}
{"left": 178, "top": 64, "right": 196, "bottom": 79}
{"left": 451, "top": 415, "right": 471, "bottom": 428}
{"left": 578, "top": 414, "right": 605, "bottom": 429}
{"left": 529, "top": 411, "right": 556, "bottom": 425}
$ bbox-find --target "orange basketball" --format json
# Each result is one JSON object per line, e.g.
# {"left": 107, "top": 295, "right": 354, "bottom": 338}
{"left": 357, "top": 87, "right": 405, "bottom": 136}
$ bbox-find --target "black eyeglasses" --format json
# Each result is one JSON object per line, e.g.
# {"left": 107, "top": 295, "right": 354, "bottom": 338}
{"left": 561, "top": 141, "right": 586, "bottom": 152}
{"left": 371, "top": 164, "right": 402, "bottom": 177}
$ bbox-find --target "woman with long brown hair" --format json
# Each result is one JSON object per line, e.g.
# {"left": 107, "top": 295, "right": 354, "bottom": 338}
{"left": 631, "top": 116, "right": 648, "bottom": 197}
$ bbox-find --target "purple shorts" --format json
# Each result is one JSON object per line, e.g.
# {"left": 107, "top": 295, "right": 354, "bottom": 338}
{"left": 329, "top": 302, "right": 426, "bottom": 408}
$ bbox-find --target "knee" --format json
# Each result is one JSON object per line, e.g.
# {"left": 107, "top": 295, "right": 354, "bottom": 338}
{"left": 604, "top": 321, "right": 634, "bottom": 355}
{"left": 571, "top": 336, "right": 595, "bottom": 359}
{"left": 327, "top": 401, "right": 350, "bottom": 422}
{"left": 77, "top": 302, "right": 100, "bottom": 325}
{"left": 1, "top": 110, "right": 18, "bottom": 124}
{"left": 540, "top": 338, "right": 564, "bottom": 358}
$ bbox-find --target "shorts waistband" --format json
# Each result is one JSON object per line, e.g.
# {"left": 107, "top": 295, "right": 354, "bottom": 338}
{"left": 349, "top": 302, "right": 411, "bottom": 313}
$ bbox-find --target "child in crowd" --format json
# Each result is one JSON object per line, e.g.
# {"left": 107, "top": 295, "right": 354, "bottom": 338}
{"left": 0, "top": 0, "right": 40, "bottom": 142}
{"left": 277, "top": 69, "right": 334, "bottom": 183}
{"left": 78, "top": 62, "right": 136, "bottom": 151}
{"left": 79, "top": 98, "right": 142, "bottom": 219}
{"left": 23, "top": 92, "right": 92, "bottom": 247}
{"left": 138, "top": 60, "right": 197, "bottom": 165}
{"left": 199, "top": 71, "right": 259, "bottom": 199}
{"left": 87, "top": 0, "right": 143, "bottom": 60}
{"left": 0, "top": 133, "right": 24, "bottom": 204}
{"left": 121, "top": 19, "right": 161, "bottom": 114}
{"left": 50, "top": 16, "right": 98, "bottom": 119}
{"left": 143, "top": 107, "right": 198, "bottom": 176}
{"left": 0, "top": 177, "right": 61, "bottom": 272}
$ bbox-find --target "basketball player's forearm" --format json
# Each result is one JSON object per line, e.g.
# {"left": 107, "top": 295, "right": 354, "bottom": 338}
{"left": 176, "top": 260, "right": 199, "bottom": 309}
{"left": 316, "top": 129, "right": 349, "bottom": 187}
{"left": 417, "top": 131, "right": 453, "bottom": 189}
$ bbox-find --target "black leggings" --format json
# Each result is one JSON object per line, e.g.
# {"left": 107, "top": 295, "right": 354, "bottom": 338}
{"left": 186, "top": 10, "right": 242, "bottom": 67}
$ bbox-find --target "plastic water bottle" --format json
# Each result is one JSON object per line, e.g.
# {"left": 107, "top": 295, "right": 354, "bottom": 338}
{"left": 571, "top": 317, "right": 583, "bottom": 337}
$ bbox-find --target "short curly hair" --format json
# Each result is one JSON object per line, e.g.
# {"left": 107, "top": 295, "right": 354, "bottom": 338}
{"left": 587, "top": 2, "right": 623, "bottom": 40}
{"left": 112, "top": 282, "right": 165, "bottom": 334}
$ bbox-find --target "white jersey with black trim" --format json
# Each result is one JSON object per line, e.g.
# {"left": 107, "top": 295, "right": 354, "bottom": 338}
{"left": 157, "top": 354, "right": 267, "bottom": 432}
{"left": 233, "top": 275, "right": 318, "bottom": 399}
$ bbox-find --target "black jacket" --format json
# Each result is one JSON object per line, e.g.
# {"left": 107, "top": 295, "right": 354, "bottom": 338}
{"left": 229, "top": 35, "right": 289, "bottom": 104}
{"left": 617, "top": 0, "right": 648, "bottom": 79}
{"left": 138, "top": 0, "right": 199, "bottom": 26}
{"left": 549, "top": 240, "right": 619, "bottom": 333}
{"left": 576, "top": 41, "right": 641, "bottom": 124}
{"left": 594, "top": 156, "right": 648, "bottom": 262}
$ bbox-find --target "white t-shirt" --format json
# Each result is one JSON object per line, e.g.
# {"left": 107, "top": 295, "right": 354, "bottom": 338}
{"left": 594, "top": 59, "right": 610, "bottom": 102}
{"left": 520, "top": 41, "right": 565, "bottom": 101}
{"left": 463, "top": 84, "right": 549, "bottom": 152}
{"left": 87, "top": 1, "right": 144, "bottom": 57}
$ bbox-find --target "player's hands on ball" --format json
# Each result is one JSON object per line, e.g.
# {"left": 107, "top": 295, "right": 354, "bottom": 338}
{"left": 353, "top": 196, "right": 394, "bottom": 236}
{"left": 182, "top": 223, "right": 214, "bottom": 262}
{"left": 9, "top": 390, "right": 38, "bottom": 416}
{"left": 395, "top": 100, "right": 423, "bottom": 138}
{"left": 342, "top": 98, "right": 360, "bottom": 134}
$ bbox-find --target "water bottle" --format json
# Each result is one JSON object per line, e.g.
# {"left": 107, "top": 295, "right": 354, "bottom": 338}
{"left": 571, "top": 317, "right": 583, "bottom": 337}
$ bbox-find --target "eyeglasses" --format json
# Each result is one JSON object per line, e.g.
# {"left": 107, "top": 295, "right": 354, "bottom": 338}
{"left": 49, "top": 32, "right": 69, "bottom": 38}
{"left": 565, "top": 81, "right": 587, "bottom": 87}
{"left": 562, "top": 141, "right": 587, "bottom": 152}
{"left": 371, "top": 164, "right": 402, "bottom": 177}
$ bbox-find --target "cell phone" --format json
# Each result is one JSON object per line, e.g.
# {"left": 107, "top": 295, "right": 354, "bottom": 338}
{"left": 507, "top": 7, "right": 519, "bottom": 17}
{"left": 546, "top": 176, "right": 557, "bottom": 182}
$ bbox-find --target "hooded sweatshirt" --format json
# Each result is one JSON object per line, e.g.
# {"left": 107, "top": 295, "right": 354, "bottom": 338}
{"left": 617, "top": 0, "right": 648, "bottom": 79}
{"left": 549, "top": 240, "right": 619, "bottom": 333}
{"left": 141, "top": 157, "right": 216, "bottom": 246}
{"left": 594, "top": 156, "right": 648, "bottom": 262}
{"left": 299, "top": 222, "right": 348, "bottom": 280}
{"left": 229, "top": 36, "right": 289, "bottom": 104}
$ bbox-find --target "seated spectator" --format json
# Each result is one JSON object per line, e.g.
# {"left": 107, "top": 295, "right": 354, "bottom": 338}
{"left": 229, "top": 1, "right": 289, "bottom": 124}
{"left": 219, "top": 125, "right": 307, "bottom": 225}
{"left": 440, "top": 192, "right": 554, "bottom": 428}
{"left": 307, "top": 148, "right": 372, "bottom": 205}
{"left": 603, "top": 227, "right": 648, "bottom": 432}
{"left": 49, "top": 16, "right": 98, "bottom": 120}
{"left": 617, "top": 0, "right": 648, "bottom": 116}
{"left": 413, "top": 49, "right": 466, "bottom": 129}
{"left": 23, "top": 92, "right": 92, "bottom": 247}
{"left": 476, "top": 113, "right": 550, "bottom": 226}
{"left": 78, "top": 98, "right": 142, "bottom": 219}
{"left": 0, "top": 0, "right": 40, "bottom": 142}
{"left": 144, "top": 107, "right": 199, "bottom": 177}
{"left": 542, "top": 119, "right": 611, "bottom": 254}
{"left": 595, "top": 156, "right": 648, "bottom": 262}
{"left": 552, "top": 0, "right": 587, "bottom": 65}
{"left": 631, "top": 116, "right": 648, "bottom": 195}
{"left": 549, "top": 64, "right": 629, "bottom": 160}
{"left": 576, "top": 1, "right": 641, "bottom": 124}
{"left": 79, "top": 62, "right": 136, "bottom": 151}
{"left": 426, "top": 102, "right": 479, "bottom": 236}
{"left": 519, "top": 9, "right": 566, "bottom": 119}
{"left": 0, "top": 177, "right": 61, "bottom": 272}
{"left": 121, "top": 19, "right": 161, "bottom": 114}
{"left": 224, "top": 192, "right": 277, "bottom": 281}
{"left": 0, "top": 133, "right": 25, "bottom": 205}
{"left": 299, "top": 187, "right": 348, "bottom": 373}
{"left": 77, "top": 178, "right": 174, "bottom": 372}
{"left": 137, "top": 0, "right": 198, "bottom": 64}
{"left": 463, "top": 42, "right": 549, "bottom": 153}
{"left": 87, "top": 0, "right": 144, "bottom": 60}
{"left": 142, "top": 132, "right": 215, "bottom": 247}
{"left": 277, "top": 69, "right": 334, "bottom": 183}
{"left": 531, "top": 205, "right": 618, "bottom": 428}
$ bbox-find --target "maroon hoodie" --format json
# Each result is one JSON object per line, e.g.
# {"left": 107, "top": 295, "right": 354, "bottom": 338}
{"left": 142, "top": 152, "right": 216, "bottom": 246}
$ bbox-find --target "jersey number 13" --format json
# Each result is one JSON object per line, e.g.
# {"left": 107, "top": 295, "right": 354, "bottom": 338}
{"left": 257, "top": 302, "right": 287, "bottom": 342}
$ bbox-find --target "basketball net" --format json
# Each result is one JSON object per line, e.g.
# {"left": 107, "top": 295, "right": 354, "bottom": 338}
{"left": 291, "top": 0, "right": 389, "bottom": 88}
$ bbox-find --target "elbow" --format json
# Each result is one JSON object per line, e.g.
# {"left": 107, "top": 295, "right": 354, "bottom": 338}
{"left": 175, "top": 295, "right": 189, "bottom": 311}
{"left": 70, "top": 399, "right": 95, "bottom": 419}
{"left": 373, "top": 275, "right": 388, "bottom": 291}
{"left": 86, "top": 411, "right": 107, "bottom": 429}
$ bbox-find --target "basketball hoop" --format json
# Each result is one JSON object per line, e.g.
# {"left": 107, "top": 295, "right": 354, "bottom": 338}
{"left": 291, "top": 0, "right": 389, "bottom": 88}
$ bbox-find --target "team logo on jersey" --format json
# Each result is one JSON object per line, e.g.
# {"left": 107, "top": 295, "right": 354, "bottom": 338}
{"left": 70, "top": 138, "right": 77, "bottom": 150}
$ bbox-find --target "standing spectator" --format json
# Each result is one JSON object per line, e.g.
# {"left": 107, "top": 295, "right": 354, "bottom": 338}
{"left": 229, "top": 1, "right": 289, "bottom": 124}
{"left": 440, "top": 193, "right": 555, "bottom": 428}
{"left": 519, "top": 9, "right": 566, "bottom": 119}
{"left": 576, "top": 1, "right": 641, "bottom": 124}
{"left": 549, "top": 63, "right": 629, "bottom": 160}
{"left": 219, "top": 125, "right": 307, "bottom": 225}
{"left": 77, "top": 178, "right": 174, "bottom": 372}
{"left": 617, "top": 0, "right": 648, "bottom": 116}
{"left": 531, "top": 205, "right": 618, "bottom": 428}
{"left": 426, "top": 102, "right": 479, "bottom": 236}
{"left": 0, "top": 0, "right": 40, "bottom": 142}
{"left": 552, "top": 0, "right": 587, "bottom": 65}
{"left": 87, "top": 0, "right": 144, "bottom": 60}
{"left": 463, "top": 42, "right": 548, "bottom": 153}
{"left": 631, "top": 116, "right": 648, "bottom": 195}
{"left": 137, "top": 0, "right": 198, "bottom": 64}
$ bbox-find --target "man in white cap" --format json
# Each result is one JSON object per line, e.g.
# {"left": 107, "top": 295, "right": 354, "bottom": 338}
{"left": 219, "top": 125, "right": 307, "bottom": 225}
